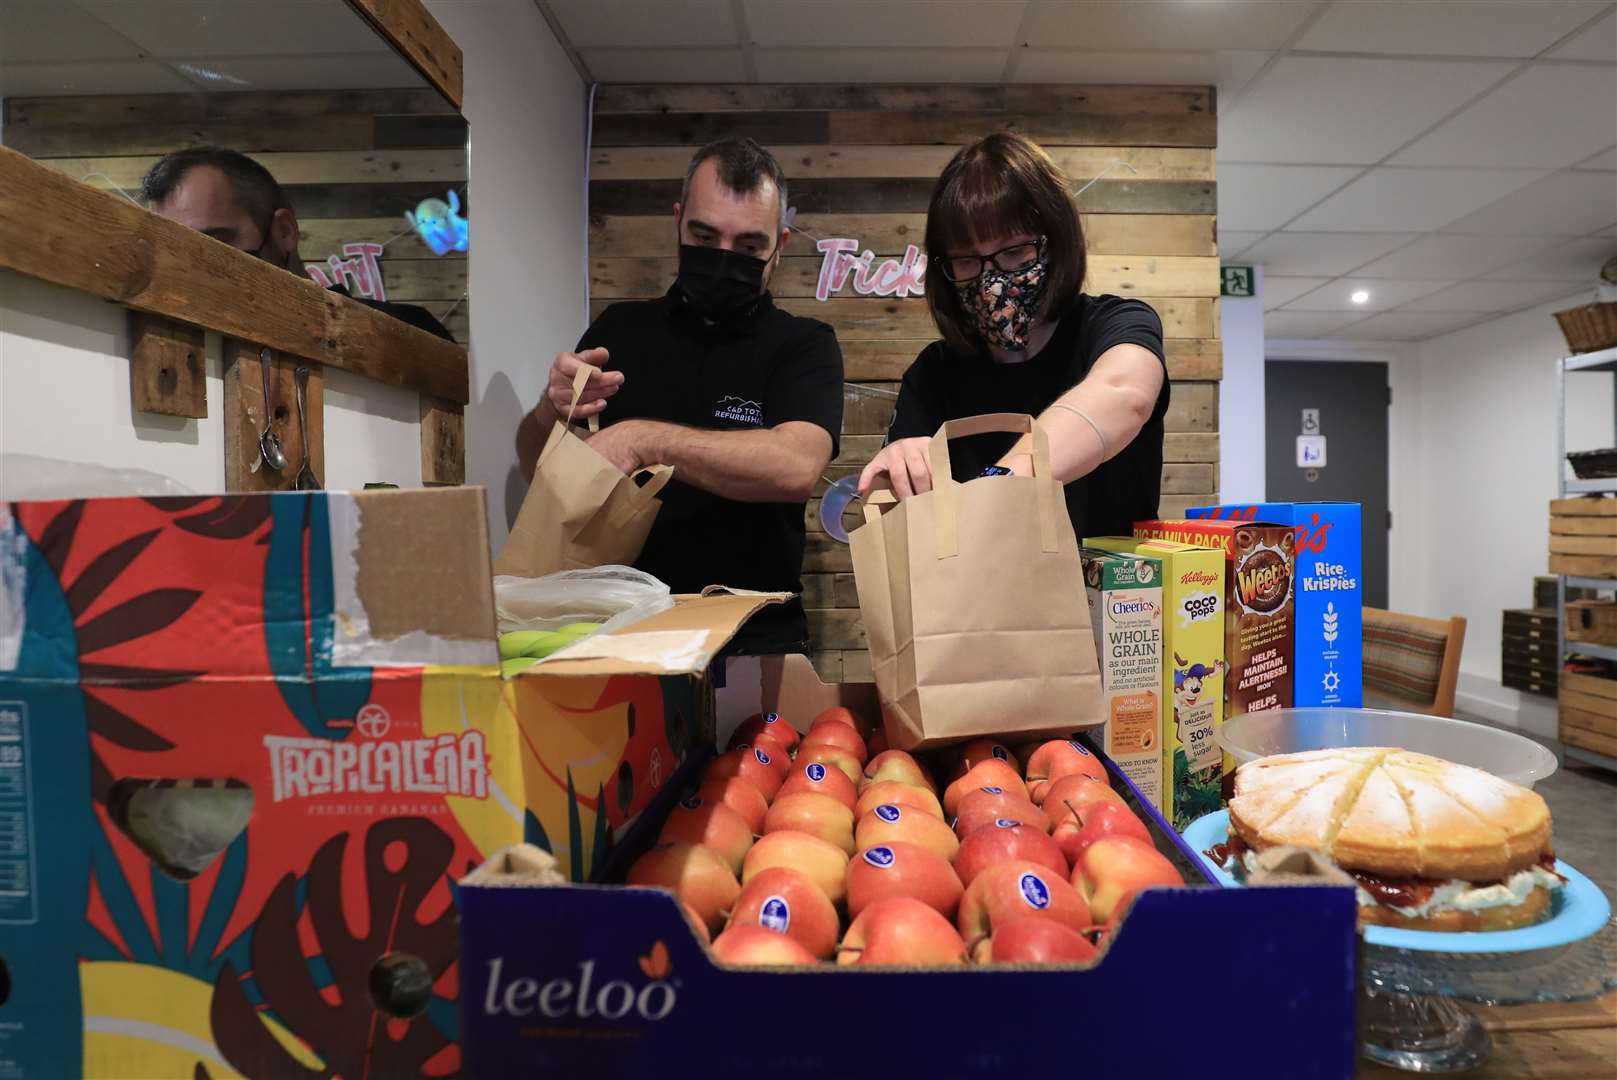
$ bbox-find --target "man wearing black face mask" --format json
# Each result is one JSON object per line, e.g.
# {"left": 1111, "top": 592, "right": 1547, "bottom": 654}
{"left": 517, "top": 137, "right": 844, "bottom": 653}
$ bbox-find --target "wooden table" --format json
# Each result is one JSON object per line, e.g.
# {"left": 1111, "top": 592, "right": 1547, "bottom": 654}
{"left": 1358, "top": 992, "right": 1617, "bottom": 1078}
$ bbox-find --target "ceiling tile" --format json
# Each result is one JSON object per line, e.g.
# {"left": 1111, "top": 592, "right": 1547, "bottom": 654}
{"left": 1393, "top": 65, "right": 1617, "bottom": 169}
{"left": 78, "top": 1, "right": 391, "bottom": 58}
{"left": 581, "top": 48, "right": 749, "bottom": 83}
{"left": 1019, "top": 1, "right": 1324, "bottom": 52}
{"left": 1401, "top": 280, "right": 1588, "bottom": 313}
{"left": 548, "top": 0, "right": 737, "bottom": 48}
{"left": 745, "top": 0, "right": 1026, "bottom": 49}
{"left": 1354, "top": 234, "right": 1561, "bottom": 278}
{"left": 1293, "top": 1, "right": 1608, "bottom": 58}
{"left": 1283, "top": 278, "right": 1454, "bottom": 312}
{"left": 0, "top": 60, "right": 198, "bottom": 97}
{"left": 1290, "top": 166, "right": 1547, "bottom": 232}
{"left": 1551, "top": 10, "right": 1616, "bottom": 61}
{"left": 1241, "top": 231, "right": 1418, "bottom": 276}
{"left": 1263, "top": 276, "right": 1331, "bottom": 310}
{"left": 1219, "top": 56, "right": 1513, "bottom": 165}
{"left": 1215, "top": 164, "right": 1360, "bottom": 231}
{"left": 1218, "top": 230, "right": 1266, "bottom": 259}
{"left": 1482, "top": 237, "right": 1617, "bottom": 281}
{"left": 1440, "top": 170, "right": 1617, "bottom": 237}
{"left": 1264, "top": 310, "right": 1368, "bottom": 338}
{"left": 1574, "top": 147, "right": 1617, "bottom": 172}
{"left": 1338, "top": 311, "right": 1485, "bottom": 340}
{"left": 170, "top": 52, "right": 423, "bottom": 92}
{"left": 2, "top": 2, "right": 142, "bottom": 63}
{"left": 756, "top": 47, "right": 1009, "bottom": 83}
{"left": 1012, "top": 50, "right": 1271, "bottom": 106}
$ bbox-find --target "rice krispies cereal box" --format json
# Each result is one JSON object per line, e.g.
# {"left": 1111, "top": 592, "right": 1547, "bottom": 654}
{"left": 1080, "top": 549, "right": 1164, "bottom": 810}
{"left": 1084, "top": 538, "right": 1226, "bottom": 829}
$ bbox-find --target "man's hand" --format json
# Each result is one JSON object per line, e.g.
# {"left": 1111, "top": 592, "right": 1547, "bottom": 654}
{"left": 585, "top": 420, "right": 649, "bottom": 476}
{"left": 547, "top": 346, "right": 624, "bottom": 419}
{"left": 858, "top": 437, "right": 934, "bottom": 499}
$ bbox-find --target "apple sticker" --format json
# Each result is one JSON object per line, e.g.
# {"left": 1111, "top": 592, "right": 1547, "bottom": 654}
{"left": 754, "top": 748, "right": 771, "bottom": 766}
{"left": 680, "top": 796, "right": 701, "bottom": 809}
{"left": 1018, "top": 873, "right": 1052, "bottom": 910}
{"left": 805, "top": 762, "right": 827, "bottom": 782}
{"left": 759, "top": 896, "right": 791, "bottom": 933}
{"left": 991, "top": 745, "right": 1009, "bottom": 761}
{"left": 874, "top": 804, "right": 902, "bottom": 823}
{"left": 863, "top": 846, "right": 896, "bottom": 868}
{"left": 995, "top": 819, "right": 1020, "bottom": 829}
{"left": 764, "top": 712, "right": 780, "bottom": 724}
{"left": 980, "top": 786, "right": 1004, "bottom": 795}
{"left": 1068, "top": 740, "right": 1092, "bottom": 757}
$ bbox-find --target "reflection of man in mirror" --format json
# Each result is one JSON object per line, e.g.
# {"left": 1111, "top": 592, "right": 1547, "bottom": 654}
{"left": 140, "top": 146, "right": 455, "bottom": 342}
{"left": 516, "top": 137, "right": 844, "bottom": 654}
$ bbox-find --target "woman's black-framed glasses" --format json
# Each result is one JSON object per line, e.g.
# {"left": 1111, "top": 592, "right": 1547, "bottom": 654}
{"left": 940, "top": 236, "right": 1046, "bottom": 283}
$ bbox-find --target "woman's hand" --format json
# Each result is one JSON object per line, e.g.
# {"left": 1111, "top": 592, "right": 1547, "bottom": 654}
{"left": 858, "top": 437, "right": 934, "bottom": 499}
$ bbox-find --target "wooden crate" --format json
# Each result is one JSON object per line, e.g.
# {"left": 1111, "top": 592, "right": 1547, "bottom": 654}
{"left": 1552, "top": 534, "right": 1617, "bottom": 556}
{"left": 1560, "top": 670, "right": 1617, "bottom": 753}
{"left": 1565, "top": 600, "right": 1617, "bottom": 645}
{"left": 1549, "top": 553, "right": 1617, "bottom": 577}
{"left": 1551, "top": 514, "right": 1617, "bottom": 537}
{"left": 1550, "top": 496, "right": 1617, "bottom": 517}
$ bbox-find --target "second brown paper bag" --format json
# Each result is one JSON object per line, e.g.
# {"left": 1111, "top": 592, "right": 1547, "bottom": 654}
{"left": 850, "top": 413, "right": 1102, "bottom": 750}
{"left": 494, "top": 364, "right": 672, "bottom": 577}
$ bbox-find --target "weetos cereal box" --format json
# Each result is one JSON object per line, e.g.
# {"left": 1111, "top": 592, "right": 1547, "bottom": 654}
{"left": 1188, "top": 503, "right": 1363, "bottom": 708}
{"left": 1084, "top": 538, "right": 1226, "bottom": 829}
{"left": 1135, "top": 520, "right": 1296, "bottom": 722}
{"left": 1081, "top": 549, "right": 1164, "bottom": 809}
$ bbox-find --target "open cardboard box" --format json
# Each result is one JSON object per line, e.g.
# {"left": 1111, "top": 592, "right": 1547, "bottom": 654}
{"left": 457, "top": 655, "right": 1359, "bottom": 1079}
{"left": 0, "top": 488, "right": 780, "bottom": 1080}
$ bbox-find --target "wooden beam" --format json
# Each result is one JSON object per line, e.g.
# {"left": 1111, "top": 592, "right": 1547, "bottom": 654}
{"left": 45, "top": 149, "right": 467, "bottom": 192}
{"left": 3, "top": 88, "right": 455, "bottom": 129}
{"left": 129, "top": 312, "right": 206, "bottom": 418}
{"left": 223, "top": 343, "right": 324, "bottom": 492}
{"left": 420, "top": 395, "right": 466, "bottom": 485}
{"left": 592, "top": 84, "right": 1213, "bottom": 118}
{"left": 343, "top": 0, "right": 464, "bottom": 109}
{"left": 0, "top": 146, "right": 469, "bottom": 404}
{"left": 592, "top": 145, "right": 1216, "bottom": 181}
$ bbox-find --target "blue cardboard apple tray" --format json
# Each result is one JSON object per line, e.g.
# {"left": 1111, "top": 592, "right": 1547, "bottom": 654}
{"left": 457, "top": 664, "right": 1358, "bottom": 1079}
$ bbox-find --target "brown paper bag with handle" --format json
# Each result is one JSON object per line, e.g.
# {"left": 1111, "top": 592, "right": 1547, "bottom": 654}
{"left": 849, "top": 413, "right": 1102, "bottom": 750}
{"left": 494, "top": 364, "right": 673, "bottom": 577}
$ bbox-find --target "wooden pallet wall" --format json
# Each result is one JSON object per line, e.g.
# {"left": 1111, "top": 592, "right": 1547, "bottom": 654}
{"left": 588, "top": 84, "right": 1221, "bottom": 682}
{"left": 3, "top": 88, "right": 470, "bottom": 343}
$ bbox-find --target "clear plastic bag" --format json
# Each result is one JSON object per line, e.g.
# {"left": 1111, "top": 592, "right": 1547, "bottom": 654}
{"left": 493, "top": 565, "right": 674, "bottom": 636}
{"left": 0, "top": 453, "right": 196, "bottom": 501}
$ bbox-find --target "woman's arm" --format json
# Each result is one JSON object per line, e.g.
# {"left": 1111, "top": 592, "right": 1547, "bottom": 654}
{"left": 998, "top": 343, "right": 1163, "bottom": 481}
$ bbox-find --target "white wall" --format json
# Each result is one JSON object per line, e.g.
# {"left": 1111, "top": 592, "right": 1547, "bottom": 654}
{"left": 1405, "top": 290, "right": 1597, "bottom": 733}
{"left": 426, "top": 0, "right": 588, "bottom": 546}
{"left": 1217, "top": 266, "right": 1264, "bottom": 500}
{"left": 1, "top": 270, "right": 424, "bottom": 495}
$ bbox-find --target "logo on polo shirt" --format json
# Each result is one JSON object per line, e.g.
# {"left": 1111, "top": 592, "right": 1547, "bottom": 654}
{"left": 713, "top": 396, "right": 764, "bottom": 426}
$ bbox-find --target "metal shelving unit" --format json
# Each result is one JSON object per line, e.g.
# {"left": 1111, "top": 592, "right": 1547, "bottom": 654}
{"left": 1555, "top": 344, "right": 1617, "bottom": 775}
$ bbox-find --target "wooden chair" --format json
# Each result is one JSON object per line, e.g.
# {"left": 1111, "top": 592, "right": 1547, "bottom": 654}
{"left": 1361, "top": 607, "right": 1468, "bottom": 717}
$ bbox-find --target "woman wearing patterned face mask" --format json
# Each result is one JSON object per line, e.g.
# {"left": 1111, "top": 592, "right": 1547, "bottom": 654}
{"left": 858, "top": 132, "right": 1169, "bottom": 541}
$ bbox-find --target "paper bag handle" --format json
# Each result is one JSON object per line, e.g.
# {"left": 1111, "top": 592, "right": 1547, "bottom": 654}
{"left": 536, "top": 362, "right": 605, "bottom": 470}
{"left": 605, "top": 464, "right": 675, "bottom": 527}
{"left": 927, "top": 412, "right": 1061, "bottom": 559}
{"left": 861, "top": 487, "right": 897, "bottom": 525}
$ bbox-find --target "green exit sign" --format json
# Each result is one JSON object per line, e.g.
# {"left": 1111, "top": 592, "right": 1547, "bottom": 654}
{"left": 1221, "top": 266, "right": 1255, "bottom": 297}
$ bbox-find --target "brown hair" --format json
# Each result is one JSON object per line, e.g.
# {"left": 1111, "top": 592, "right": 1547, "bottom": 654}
{"left": 923, "top": 132, "right": 1086, "bottom": 353}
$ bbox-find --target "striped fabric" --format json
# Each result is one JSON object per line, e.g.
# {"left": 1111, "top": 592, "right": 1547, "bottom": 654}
{"left": 1363, "top": 622, "right": 1448, "bottom": 706}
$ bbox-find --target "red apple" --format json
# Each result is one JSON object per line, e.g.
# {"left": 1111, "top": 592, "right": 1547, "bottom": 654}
{"left": 953, "top": 821, "right": 1068, "bottom": 888}
{"left": 1072, "top": 836, "right": 1184, "bottom": 925}
{"left": 729, "top": 866, "right": 840, "bottom": 959}
{"left": 732, "top": 731, "right": 794, "bottom": 773}
{"left": 957, "top": 860, "right": 1091, "bottom": 950}
{"left": 708, "top": 746, "right": 785, "bottom": 801}
{"left": 729, "top": 711, "right": 801, "bottom": 752}
{"left": 697, "top": 776, "right": 770, "bottom": 834}
{"left": 855, "top": 780, "right": 945, "bottom": 820}
{"left": 742, "top": 829, "right": 850, "bottom": 907}
{"left": 777, "top": 759, "right": 859, "bottom": 811}
{"left": 855, "top": 803, "right": 960, "bottom": 861}
{"left": 950, "top": 738, "right": 1021, "bottom": 781}
{"left": 845, "top": 840, "right": 964, "bottom": 920}
{"left": 799, "top": 721, "right": 868, "bottom": 767}
{"left": 1041, "top": 774, "right": 1126, "bottom": 829}
{"left": 862, "top": 749, "right": 934, "bottom": 793}
{"left": 812, "top": 705, "right": 875, "bottom": 744}
{"left": 795, "top": 742, "right": 862, "bottom": 786}
{"left": 657, "top": 797, "right": 754, "bottom": 873}
{"left": 1053, "top": 801, "right": 1152, "bottom": 868}
{"left": 867, "top": 726, "right": 890, "bottom": 756}
{"left": 711, "top": 924, "right": 818, "bottom": 966}
{"left": 979, "top": 916, "right": 1099, "bottom": 965}
{"left": 954, "top": 787, "right": 1048, "bottom": 839}
{"left": 837, "top": 896, "right": 967, "bottom": 966}
{"left": 626, "top": 843, "right": 739, "bottom": 933}
{"left": 1025, "top": 739, "right": 1108, "bottom": 804}
{"left": 763, "top": 791, "right": 856, "bottom": 855}
{"left": 942, "top": 760, "right": 1027, "bottom": 818}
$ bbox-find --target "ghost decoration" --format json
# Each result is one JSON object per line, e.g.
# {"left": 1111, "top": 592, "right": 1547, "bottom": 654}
{"left": 405, "top": 189, "right": 469, "bottom": 257}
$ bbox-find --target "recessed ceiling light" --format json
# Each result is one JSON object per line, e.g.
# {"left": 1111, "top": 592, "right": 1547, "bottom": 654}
{"left": 1350, "top": 290, "right": 1370, "bottom": 304}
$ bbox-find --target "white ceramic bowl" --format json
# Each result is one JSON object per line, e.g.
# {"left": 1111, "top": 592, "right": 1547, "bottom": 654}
{"left": 1216, "top": 707, "right": 1559, "bottom": 789}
